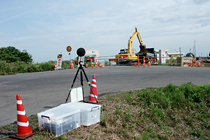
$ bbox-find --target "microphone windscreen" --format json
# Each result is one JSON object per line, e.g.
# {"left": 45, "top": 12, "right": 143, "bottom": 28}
{"left": 77, "top": 48, "right": 86, "bottom": 57}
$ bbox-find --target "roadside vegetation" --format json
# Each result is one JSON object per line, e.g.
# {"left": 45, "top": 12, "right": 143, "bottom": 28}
{"left": 0, "top": 83, "right": 209, "bottom": 139}
{"left": 0, "top": 46, "right": 56, "bottom": 75}
{"left": 0, "top": 46, "right": 105, "bottom": 75}
{"left": 0, "top": 60, "right": 55, "bottom": 75}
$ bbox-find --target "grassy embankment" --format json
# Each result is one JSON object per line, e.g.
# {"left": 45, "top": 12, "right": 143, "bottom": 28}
{"left": 0, "top": 83, "right": 210, "bottom": 139}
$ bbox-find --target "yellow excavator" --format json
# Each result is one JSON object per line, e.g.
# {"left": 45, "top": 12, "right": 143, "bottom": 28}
{"left": 113, "top": 27, "right": 148, "bottom": 64}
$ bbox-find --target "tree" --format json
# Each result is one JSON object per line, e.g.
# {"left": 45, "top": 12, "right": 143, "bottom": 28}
{"left": 0, "top": 46, "right": 32, "bottom": 63}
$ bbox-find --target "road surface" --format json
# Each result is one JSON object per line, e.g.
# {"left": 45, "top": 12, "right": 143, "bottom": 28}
{"left": 0, "top": 66, "right": 209, "bottom": 126}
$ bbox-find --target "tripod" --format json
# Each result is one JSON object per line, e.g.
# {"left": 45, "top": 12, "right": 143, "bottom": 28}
{"left": 65, "top": 59, "right": 98, "bottom": 103}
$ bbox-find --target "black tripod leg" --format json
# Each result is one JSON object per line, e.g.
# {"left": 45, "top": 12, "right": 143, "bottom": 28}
{"left": 65, "top": 67, "right": 80, "bottom": 103}
{"left": 80, "top": 69, "right": 85, "bottom": 102}
{"left": 82, "top": 68, "right": 98, "bottom": 103}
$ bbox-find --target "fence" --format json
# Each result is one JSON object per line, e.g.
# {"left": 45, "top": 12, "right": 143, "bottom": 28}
{"left": 105, "top": 56, "right": 210, "bottom": 67}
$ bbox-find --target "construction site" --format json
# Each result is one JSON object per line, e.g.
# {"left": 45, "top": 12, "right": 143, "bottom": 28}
{"left": 1, "top": 0, "right": 210, "bottom": 139}
{"left": 0, "top": 28, "right": 210, "bottom": 139}
{"left": 73, "top": 27, "right": 210, "bottom": 68}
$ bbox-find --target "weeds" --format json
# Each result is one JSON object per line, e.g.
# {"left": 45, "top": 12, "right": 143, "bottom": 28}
{"left": 115, "top": 107, "right": 122, "bottom": 116}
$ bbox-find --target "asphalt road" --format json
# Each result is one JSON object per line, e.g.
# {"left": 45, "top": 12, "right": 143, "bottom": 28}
{"left": 0, "top": 66, "right": 210, "bottom": 126}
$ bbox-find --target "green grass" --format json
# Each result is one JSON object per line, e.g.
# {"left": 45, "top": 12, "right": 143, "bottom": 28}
{"left": 0, "top": 83, "right": 210, "bottom": 139}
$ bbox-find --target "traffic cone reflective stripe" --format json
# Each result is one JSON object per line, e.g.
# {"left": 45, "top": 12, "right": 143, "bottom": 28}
{"left": 17, "top": 121, "right": 30, "bottom": 127}
{"left": 89, "top": 74, "right": 98, "bottom": 103}
{"left": 17, "top": 100, "right": 22, "bottom": 104}
{"left": 91, "top": 78, "right": 96, "bottom": 85}
{"left": 89, "top": 94, "right": 98, "bottom": 98}
{"left": 17, "top": 110, "right": 26, "bottom": 115}
{"left": 16, "top": 94, "right": 33, "bottom": 137}
{"left": 91, "top": 84, "right": 97, "bottom": 88}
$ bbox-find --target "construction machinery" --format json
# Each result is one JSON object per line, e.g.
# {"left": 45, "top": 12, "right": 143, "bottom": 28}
{"left": 109, "top": 27, "right": 156, "bottom": 64}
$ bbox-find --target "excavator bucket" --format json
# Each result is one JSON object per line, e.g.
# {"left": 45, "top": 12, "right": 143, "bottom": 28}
{"left": 136, "top": 45, "right": 150, "bottom": 55}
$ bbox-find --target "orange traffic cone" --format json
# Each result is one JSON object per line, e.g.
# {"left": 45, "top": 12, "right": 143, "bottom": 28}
{"left": 148, "top": 62, "right": 151, "bottom": 66}
{"left": 95, "top": 59, "right": 98, "bottom": 68}
{"left": 197, "top": 62, "right": 201, "bottom": 67}
{"left": 91, "top": 59, "right": 94, "bottom": 68}
{"left": 54, "top": 62, "right": 58, "bottom": 71}
{"left": 9, "top": 94, "right": 34, "bottom": 139}
{"left": 89, "top": 74, "right": 98, "bottom": 103}
{"left": 69, "top": 62, "right": 74, "bottom": 69}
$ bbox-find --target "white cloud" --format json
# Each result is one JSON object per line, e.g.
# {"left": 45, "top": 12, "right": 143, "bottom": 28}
{"left": 0, "top": 0, "right": 210, "bottom": 62}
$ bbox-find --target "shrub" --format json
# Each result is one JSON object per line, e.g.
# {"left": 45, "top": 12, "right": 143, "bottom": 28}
{"left": 0, "top": 61, "right": 55, "bottom": 75}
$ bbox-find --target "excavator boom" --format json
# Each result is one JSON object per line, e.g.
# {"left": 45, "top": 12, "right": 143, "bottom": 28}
{"left": 128, "top": 32, "right": 136, "bottom": 53}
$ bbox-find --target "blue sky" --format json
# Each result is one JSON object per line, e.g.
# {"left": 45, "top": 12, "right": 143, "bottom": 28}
{"left": 0, "top": 0, "right": 210, "bottom": 63}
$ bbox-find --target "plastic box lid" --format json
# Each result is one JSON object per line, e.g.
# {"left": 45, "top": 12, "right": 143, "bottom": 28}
{"left": 61, "top": 102, "right": 101, "bottom": 112}
{"left": 38, "top": 105, "right": 80, "bottom": 120}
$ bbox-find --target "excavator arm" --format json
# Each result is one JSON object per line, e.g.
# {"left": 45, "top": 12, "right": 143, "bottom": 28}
{"left": 135, "top": 28, "right": 147, "bottom": 53}
{"left": 135, "top": 28, "right": 144, "bottom": 46}
{"left": 128, "top": 27, "right": 147, "bottom": 54}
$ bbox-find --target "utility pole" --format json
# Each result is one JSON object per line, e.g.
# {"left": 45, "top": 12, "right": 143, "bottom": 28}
{"left": 193, "top": 41, "right": 196, "bottom": 57}
{"left": 179, "top": 47, "right": 181, "bottom": 57}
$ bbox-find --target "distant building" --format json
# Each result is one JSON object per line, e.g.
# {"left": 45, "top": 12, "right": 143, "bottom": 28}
{"left": 85, "top": 50, "right": 99, "bottom": 60}
{"left": 155, "top": 50, "right": 184, "bottom": 61}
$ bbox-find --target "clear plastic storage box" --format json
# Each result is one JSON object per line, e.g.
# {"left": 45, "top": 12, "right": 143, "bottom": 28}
{"left": 61, "top": 102, "right": 101, "bottom": 126}
{"left": 37, "top": 105, "right": 80, "bottom": 137}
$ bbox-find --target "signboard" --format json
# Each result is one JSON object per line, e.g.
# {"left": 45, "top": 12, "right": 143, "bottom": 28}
{"left": 70, "top": 87, "right": 83, "bottom": 102}
{"left": 87, "top": 57, "right": 94, "bottom": 60}
{"left": 57, "top": 52, "right": 62, "bottom": 69}
{"left": 66, "top": 46, "right": 72, "bottom": 52}
{"left": 159, "top": 50, "right": 166, "bottom": 64}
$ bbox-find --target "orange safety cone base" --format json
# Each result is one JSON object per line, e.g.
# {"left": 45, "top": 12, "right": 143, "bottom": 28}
{"left": 16, "top": 126, "right": 33, "bottom": 137}
{"left": 88, "top": 100, "right": 98, "bottom": 103}
{"left": 9, "top": 131, "right": 34, "bottom": 140}
{"left": 83, "top": 100, "right": 102, "bottom": 104}
{"left": 87, "top": 101, "right": 99, "bottom": 104}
